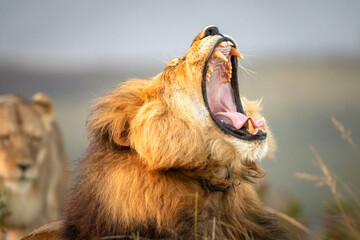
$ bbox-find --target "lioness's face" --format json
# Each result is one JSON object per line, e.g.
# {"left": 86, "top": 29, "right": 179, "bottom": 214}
{"left": 165, "top": 26, "right": 270, "bottom": 161}
{"left": 0, "top": 96, "right": 48, "bottom": 183}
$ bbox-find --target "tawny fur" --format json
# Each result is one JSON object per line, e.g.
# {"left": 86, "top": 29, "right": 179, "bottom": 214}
{"left": 0, "top": 94, "right": 70, "bottom": 240}
{"left": 28, "top": 27, "right": 286, "bottom": 240}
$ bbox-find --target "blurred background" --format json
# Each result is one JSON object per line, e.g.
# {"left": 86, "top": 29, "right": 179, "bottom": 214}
{"left": 1, "top": 0, "right": 359, "bottom": 238}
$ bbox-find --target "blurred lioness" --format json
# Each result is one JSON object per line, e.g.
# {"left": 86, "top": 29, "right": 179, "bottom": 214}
{"left": 0, "top": 93, "right": 69, "bottom": 240}
{"left": 25, "top": 26, "right": 287, "bottom": 240}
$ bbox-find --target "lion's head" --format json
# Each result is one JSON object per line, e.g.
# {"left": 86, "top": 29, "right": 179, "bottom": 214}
{"left": 163, "top": 25, "right": 273, "bottom": 162}
{"left": 57, "top": 26, "right": 284, "bottom": 240}
{"left": 0, "top": 93, "right": 54, "bottom": 184}
{"left": 89, "top": 26, "right": 274, "bottom": 175}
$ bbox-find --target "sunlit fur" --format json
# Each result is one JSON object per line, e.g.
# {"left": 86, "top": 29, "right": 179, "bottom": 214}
{"left": 60, "top": 27, "right": 287, "bottom": 239}
{"left": 0, "top": 94, "right": 70, "bottom": 240}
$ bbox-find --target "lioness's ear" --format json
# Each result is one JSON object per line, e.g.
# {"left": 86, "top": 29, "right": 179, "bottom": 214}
{"left": 32, "top": 92, "right": 54, "bottom": 131}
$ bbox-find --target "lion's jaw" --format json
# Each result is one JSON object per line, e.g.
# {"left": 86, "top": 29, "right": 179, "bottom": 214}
{"left": 164, "top": 26, "right": 272, "bottom": 163}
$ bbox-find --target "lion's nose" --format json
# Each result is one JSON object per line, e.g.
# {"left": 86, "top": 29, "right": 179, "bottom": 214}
{"left": 18, "top": 163, "right": 30, "bottom": 171}
{"left": 204, "top": 26, "right": 220, "bottom": 37}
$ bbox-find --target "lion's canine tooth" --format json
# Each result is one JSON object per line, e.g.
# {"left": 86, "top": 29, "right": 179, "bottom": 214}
{"left": 262, "top": 117, "right": 267, "bottom": 131}
{"left": 228, "top": 41, "right": 234, "bottom": 46}
{"left": 230, "top": 47, "right": 243, "bottom": 59}
{"left": 248, "top": 120, "right": 255, "bottom": 134}
{"left": 214, "top": 49, "right": 228, "bottom": 62}
{"left": 219, "top": 42, "right": 226, "bottom": 47}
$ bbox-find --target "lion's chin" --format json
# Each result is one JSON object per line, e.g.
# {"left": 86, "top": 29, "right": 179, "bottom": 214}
{"left": 229, "top": 137, "right": 269, "bottom": 162}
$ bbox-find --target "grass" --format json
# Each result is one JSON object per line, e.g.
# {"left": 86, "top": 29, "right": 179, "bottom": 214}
{"left": 264, "top": 206, "right": 320, "bottom": 239}
{"left": 291, "top": 117, "right": 360, "bottom": 240}
{"left": 194, "top": 192, "right": 199, "bottom": 240}
{"left": 257, "top": 117, "right": 360, "bottom": 240}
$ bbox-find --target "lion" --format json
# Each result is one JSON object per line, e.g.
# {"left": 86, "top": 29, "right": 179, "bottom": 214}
{"left": 25, "top": 26, "right": 288, "bottom": 240}
{"left": 0, "top": 93, "right": 69, "bottom": 240}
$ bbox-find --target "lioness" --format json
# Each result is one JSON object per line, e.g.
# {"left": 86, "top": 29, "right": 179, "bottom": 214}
{"left": 0, "top": 93, "right": 69, "bottom": 240}
{"left": 25, "top": 26, "right": 287, "bottom": 239}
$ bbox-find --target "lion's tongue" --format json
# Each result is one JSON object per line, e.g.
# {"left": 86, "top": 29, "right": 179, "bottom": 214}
{"left": 215, "top": 112, "right": 265, "bottom": 129}
{"left": 215, "top": 112, "right": 248, "bottom": 129}
{"left": 207, "top": 74, "right": 265, "bottom": 130}
{"left": 206, "top": 54, "right": 265, "bottom": 131}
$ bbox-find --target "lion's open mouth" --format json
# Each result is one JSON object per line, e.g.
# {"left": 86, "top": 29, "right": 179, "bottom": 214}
{"left": 202, "top": 39, "right": 267, "bottom": 141}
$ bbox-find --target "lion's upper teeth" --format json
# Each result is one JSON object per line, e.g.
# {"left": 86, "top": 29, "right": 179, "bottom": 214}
{"left": 206, "top": 45, "right": 236, "bottom": 83}
{"left": 213, "top": 49, "right": 228, "bottom": 62}
{"left": 226, "top": 61, "right": 232, "bottom": 82}
{"left": 230, "top": 47, "right": 243, "bottom": 59}
{"left": 219, "top": 42, "right": 226, "bottom": 47}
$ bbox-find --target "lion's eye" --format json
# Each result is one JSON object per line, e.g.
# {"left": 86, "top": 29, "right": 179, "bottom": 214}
{"left": 0, "top": 134, "right": 10, "bottom": 147}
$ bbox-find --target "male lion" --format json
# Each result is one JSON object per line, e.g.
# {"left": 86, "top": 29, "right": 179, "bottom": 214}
{"left": 0, "top": 93, "right": 69, "bottom": 240}
{"left": 25, "top": 26, "right": 287, "bottom": 240}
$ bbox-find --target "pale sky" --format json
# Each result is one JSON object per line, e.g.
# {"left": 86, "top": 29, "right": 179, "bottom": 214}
{"left": 0, "top": 0, "right": 359, "bottom": 67}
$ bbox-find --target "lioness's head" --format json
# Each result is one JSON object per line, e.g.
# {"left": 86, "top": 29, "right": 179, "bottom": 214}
{"left": 90, "top": 26, "right": 274, "bottom": 171}
{"left": 0, "top": 93, "right": 54, "bottom": 184}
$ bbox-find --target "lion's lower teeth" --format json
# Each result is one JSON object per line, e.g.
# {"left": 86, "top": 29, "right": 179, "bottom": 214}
{"left": 248, "top": 120, "right": 255, "bottom": 134}
{"left": 263, "top": 119, "right": 267, "bottom": 131}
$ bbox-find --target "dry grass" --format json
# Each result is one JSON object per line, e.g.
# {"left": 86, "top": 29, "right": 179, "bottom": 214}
{"left": 264, "top": 206, "right": 320, "bottom": 240}
{"left": 194, "top": 192, "right": 198, "bottom": 240}
{"left": 293, "top": 117, "right": 360, "bottom": 240}
{"left": 331, "top": 116, "right": 360, "bottom": 158}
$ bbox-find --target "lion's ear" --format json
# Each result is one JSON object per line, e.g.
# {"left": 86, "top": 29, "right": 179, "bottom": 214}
{"left": 88, "top": 80, "right": 148, "bottom": 148}
{"left": 113, "top": 137, "right": 129, "bottom": 147}
{"left": 32, "top": 92, "right": 54, "bottom": 131}
{"left": 112, "top": 123, "right": 130, "bottom": 147}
